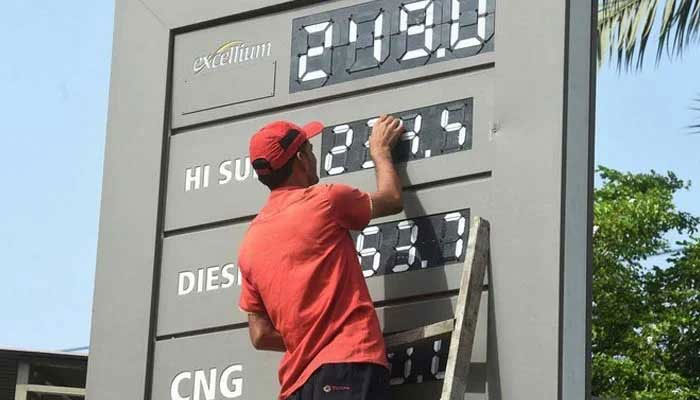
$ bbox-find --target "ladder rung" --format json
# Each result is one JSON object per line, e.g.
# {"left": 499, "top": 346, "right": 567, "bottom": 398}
{"left": 384, "top": 319, "right": 455, "bottom": 349}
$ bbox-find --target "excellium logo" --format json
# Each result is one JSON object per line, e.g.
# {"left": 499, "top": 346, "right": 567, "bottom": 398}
{"left": 193, "top": 40, "right": 272, "bottom": 75}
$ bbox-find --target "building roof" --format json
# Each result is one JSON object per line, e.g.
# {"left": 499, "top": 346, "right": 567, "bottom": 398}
{"left": 0, "top": 347, "right": 87, "bottom": 362}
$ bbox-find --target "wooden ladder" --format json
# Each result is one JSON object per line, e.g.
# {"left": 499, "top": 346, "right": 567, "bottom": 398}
{"left": 384, "top": 217, "right": 490, "bottom": 400}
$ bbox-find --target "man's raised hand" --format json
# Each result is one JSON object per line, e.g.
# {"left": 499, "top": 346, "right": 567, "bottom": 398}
{"left": 369, "top": 114, "right": 405, "bottom": 218}
{"left": 370, "top": 114, "right": 404, "bottom": 160}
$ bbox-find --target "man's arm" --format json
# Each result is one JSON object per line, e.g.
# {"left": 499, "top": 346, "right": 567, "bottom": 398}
{"left": 247, "top": 312, "right": 286, "bottom": 352}
{"left": 369, "top": 115, "right": 405, "bottom": 219}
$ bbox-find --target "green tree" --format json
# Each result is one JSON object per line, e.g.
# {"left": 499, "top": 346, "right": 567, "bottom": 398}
{"left": 593, "top": 166, "right": 700, "bottom": 399}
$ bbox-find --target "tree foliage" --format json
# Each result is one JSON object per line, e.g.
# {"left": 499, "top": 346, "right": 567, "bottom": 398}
{"left": 593, "top": 166, "right": 700, "bottom": 399}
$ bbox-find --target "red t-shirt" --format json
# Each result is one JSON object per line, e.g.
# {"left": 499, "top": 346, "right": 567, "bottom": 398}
{"left": 238, "top": 184, "right": 389, "bottom": 400}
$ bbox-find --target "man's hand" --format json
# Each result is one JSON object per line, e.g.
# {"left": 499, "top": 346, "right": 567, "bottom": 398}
{"left": 369, "top": 115, "right": 403, "bottom": 160}
{"left": 369, "top": 115, "right": 405, "bottom": 219}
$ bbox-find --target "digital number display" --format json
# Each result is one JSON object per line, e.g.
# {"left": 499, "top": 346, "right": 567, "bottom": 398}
{"left": 290, "top": 0, "right": 495, "bottom": 92}
{"left": 321, "top": 99, "right": 472, "bottom": 177}
{"left": 388, "top": 333, "right": 451, "bottom": 385}
{"left": 352, "top": 209, "right": 470, "bottom": 278}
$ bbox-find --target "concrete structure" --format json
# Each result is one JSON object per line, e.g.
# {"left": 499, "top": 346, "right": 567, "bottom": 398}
{"left": 88, "top": 0, "right": 596, "bottom": 399}
{"left": 0, "top": 348, "right": 87, "bottom": 400}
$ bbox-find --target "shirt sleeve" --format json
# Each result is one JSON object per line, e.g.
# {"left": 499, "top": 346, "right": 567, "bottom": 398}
{"left": 238, "top": 266, "right": 266, "bottom": 314}
{"left": 327, "top": 184, "right": 372, "bottom": 230}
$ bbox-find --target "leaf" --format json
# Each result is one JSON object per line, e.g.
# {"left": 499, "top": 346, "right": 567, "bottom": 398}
{"left": 599, "top": 18, "right": 611, "bottom": 64}
{"left": 672, "top": 0, "right": 694, "bottom": 55}
{"left": 657, "top": 0, "right": 677, "bottom": 61}
{"left": 688, "top": 96, "right": 700, "bottom": 134}
{"left": 637, "top": 0, "right": 659, "bottom": 67}
{"left": 691, "top": 1, "right": 700, "bottom": 36}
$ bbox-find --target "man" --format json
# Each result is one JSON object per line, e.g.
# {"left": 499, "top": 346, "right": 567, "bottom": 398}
{"left": 238, "top": 115, "right": 405, "bottom": 400}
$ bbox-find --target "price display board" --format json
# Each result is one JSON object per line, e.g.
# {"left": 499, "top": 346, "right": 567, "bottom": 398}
{"left": 288, "top": 0, "right": 495, "bottom": 92}
{"left": 88, "top": 0, "right": 595, "bottom": 400}
{"left": 352, "top": 209, "right": 470, "bottom": 277}
{"left": 320, "top": 99, "right": 473, "bottom": 177}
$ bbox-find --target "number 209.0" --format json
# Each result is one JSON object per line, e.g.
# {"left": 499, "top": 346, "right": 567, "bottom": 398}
{"left": 290, "top": 0, "right": 494, "bottom": 92}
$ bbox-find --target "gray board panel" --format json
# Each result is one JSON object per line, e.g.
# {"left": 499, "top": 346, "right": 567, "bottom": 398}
{"left": 561, "top": 0, "right": 595, "bottom": 396}
{"left": 180, "top": 59, "right": 276, "bottom": 116}
{"left": 165, "top": 71, "right": 494, "bottom": 231}
{"left": 152, "top": 294, "right": 488, "bottom": 400}
{"left": 86, "top": 0, "right": 169, "bottom": 399}
{"left": 157, "top": 177, "right": 492, "bottom": 337}
{"left": 157, "top": 223, "right": 247, "bottom": 337}
{"left": 171, "top": 0, "right": 495, "bottom": 129}
{"left": 151, "top": 329, "right": 281, "bottom": 400}
{"left": 141, "top": 0, "right": 298, "bottom": 30}
{"left": 487, "top": 0, "right": 593, "bottom": 397}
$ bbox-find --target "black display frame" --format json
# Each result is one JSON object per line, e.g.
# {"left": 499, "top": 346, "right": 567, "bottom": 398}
{"left": 289, "top": 0, "right": 496, "bottom": 92}
{"left": 351, "top": 208, "right": 471, "bottom": 278}
{"left": 320, "top": 98, "right": 474, "bottom": 177}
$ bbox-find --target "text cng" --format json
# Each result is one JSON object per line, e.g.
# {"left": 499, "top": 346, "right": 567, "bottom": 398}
{"left": 170, "top": 365, "right": 243, "bottom": 400}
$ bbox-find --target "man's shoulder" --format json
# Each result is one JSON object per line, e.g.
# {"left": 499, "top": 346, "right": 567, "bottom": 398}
{"left": 302, "top": 183, "right": 337, "bottom": 203}
{"left": 308, "top": 183, "right": 334, "bottom": 194}
{"left": 315, "top": 183, "right": 360, "bottom": 199}
{"left": 304, "top": 184, "right": 367, "bottom": 212}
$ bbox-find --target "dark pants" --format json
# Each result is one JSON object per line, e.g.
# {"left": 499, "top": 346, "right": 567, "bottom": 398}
{"left": 287, "top": 363, "right": 390, "bottom": 400}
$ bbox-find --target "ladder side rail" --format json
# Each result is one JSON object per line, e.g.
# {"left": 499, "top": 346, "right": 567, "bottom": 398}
{"left": 440, "top": 217, "right": 490, "bottom": 400}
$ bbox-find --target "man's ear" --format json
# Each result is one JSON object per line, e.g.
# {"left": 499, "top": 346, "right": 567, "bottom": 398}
{"left": 295, "top": 151, "right": 308, "bottom": 171}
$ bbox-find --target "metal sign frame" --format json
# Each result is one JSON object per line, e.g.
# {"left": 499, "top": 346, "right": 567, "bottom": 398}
{"left": 87, "top": 0, "right": 595, "bottom": 399}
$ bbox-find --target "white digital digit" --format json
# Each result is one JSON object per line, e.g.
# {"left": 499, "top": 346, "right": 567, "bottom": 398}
{"left": 298, "top": 21, "right": 333, "bottom": 82}
{"left": 440, "top": 108, "right": 467, "bottom": 148}
{"left": 431, "top": 339, "right": 446, "bottom": 379}
{"left": 387, "top": 352, "right": 402, "bottom": 385}
{"left": 324, "top": 125, "right": 353, "bottom": 176}
{"left": 403, "top": 347, "right": 414, "bottom": 379}
{"left": 389, "top": 346, "right": 414, "bottom": 385}
{"left": 450, "top": 0, "right": 487, "bottom": 50}
{"left": 349, "top": 11, "right": 385, "bottom": 62}
{"left": 399, "top": 1, "right": 435, "bottom": 61}
{"left": 356, "top": 225, "right": 382, "bottom": 277}
{"left": 400, "top": 114, "right": 422, "bottom": 155}
{"left": 444, "top": 212, "right": 466, "bottom": 258}
{"left": 373, "top": 13, "right": 385, "bottom": 61}
{"left": 362, "top": 118, "right": 379, "bottom": 169}
{"left": 393, "top": 220, "right": 418, "bottom": 273}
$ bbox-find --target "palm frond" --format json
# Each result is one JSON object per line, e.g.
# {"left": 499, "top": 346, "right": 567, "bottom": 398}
{"left": 689, "top": 96, "right": 700, "bottom": 134}
{"left": 637, "top": 0, "right": 659, "bottom": 67}
{"left": 598, "top": 0, "right": 659, "bottom": 69}
{"left": 598, "top": 0, "right": 700, "bottom": 69}
{"left": 657, "top": 0, "right": 677, "bottom": 60}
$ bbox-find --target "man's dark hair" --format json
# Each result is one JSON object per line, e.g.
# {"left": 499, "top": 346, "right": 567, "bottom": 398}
{"left": 256, "top": 156, "right": 296, "bottom": 190}
{"left": 255, "top": 140, "right": 309, "bottom": 190}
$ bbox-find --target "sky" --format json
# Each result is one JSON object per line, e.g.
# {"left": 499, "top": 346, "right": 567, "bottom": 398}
{"left": 0, "top": 2, "right": 698, "bottom": 351}
{"left": 0, "top": 2, "right": 113, "bottom": 350}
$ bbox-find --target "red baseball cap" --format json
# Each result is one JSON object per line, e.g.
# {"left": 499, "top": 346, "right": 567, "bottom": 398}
{"left": 249, "top": 120, "right": 324, "bottom": 175}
